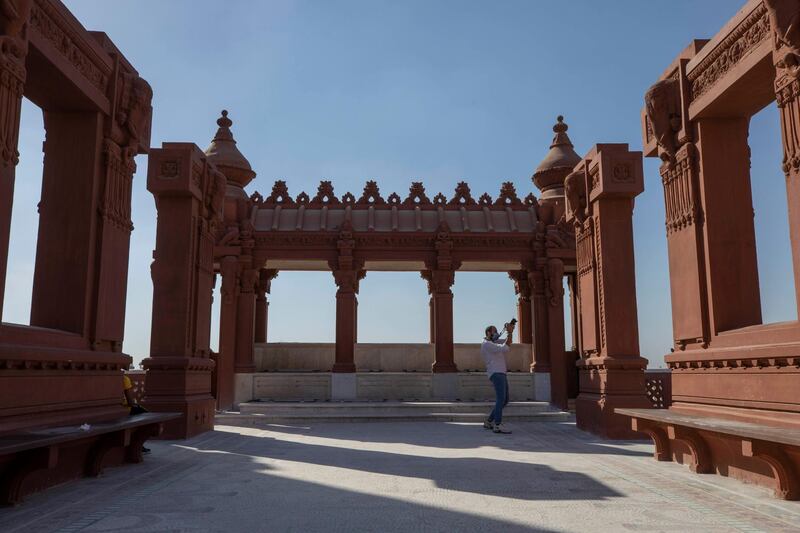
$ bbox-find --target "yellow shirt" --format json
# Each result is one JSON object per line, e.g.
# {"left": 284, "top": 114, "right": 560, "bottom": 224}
{"left": 122, "top": 375, "right": 133, "bottom": 407}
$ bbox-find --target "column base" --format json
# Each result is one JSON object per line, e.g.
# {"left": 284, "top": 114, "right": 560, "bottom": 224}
{"left": 234, "top": 372, "right": 256, "bottom": 408}
{"left": 533, "top": 372, "right": 551, "bottom": 402}
{"left": 575, "top": 359, "right": 650, "bottom": 439}
{"left": 144, "top": 396, "right": 215, "bottom": 439}
{"left": 332, "top": 362, "right": 356, "bottom": 373}
{"left": 431, "top": 361, "right": 458, "bottom": 373}
{"left": 331, "top": 373, "right": 357, "bottom": 400}
{"left": 576, "top": 392, "right": 651, "bottom": 439}
{"left": 431, "top": 373, "right": 459, "bottom": 400}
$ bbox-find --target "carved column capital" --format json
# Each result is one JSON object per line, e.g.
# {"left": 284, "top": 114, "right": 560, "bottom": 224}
{"left": 219, "top": 256, "right": 240, "bottom": 305}
{"left": 332, "top": 268, "right": 366, "bottom": 295}
{"left": 421, "top": 268, "right": 455, "bottom": 296}
{"left": 508, "top": 270, "right": 531, "bottom": 300}
{"left": 546, "top": 258, "right": 565, "bottom": 307}
{"left": 257, "top": 268, "right": 278, "bottom": 297}
{"left": 528, "top": 269, "right": 546, "bottom": 296}
{"left": 239, "top": 268, "right": 258, "bottom": 293}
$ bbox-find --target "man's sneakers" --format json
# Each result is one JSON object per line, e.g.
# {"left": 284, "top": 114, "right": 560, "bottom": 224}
{"left": 483, "top": 418, "right": 494, "bottom": 430}
{"left": 493, "top": 423, "right": 512, "bottom": 434}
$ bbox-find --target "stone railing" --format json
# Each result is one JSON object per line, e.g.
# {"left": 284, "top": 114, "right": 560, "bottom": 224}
{"left": 124, "top": 370, "right": 146, "bottom": 404}
{"left": 644, "top": 369, "right": 672, "bottom": 409}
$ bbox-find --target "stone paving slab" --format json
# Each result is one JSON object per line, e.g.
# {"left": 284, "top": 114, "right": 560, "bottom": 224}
{"left": 1, "top": 420, "right": 799, "bottom": 532}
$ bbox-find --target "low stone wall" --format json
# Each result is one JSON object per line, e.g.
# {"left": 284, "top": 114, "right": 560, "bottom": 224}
{"left": 234, "top": 372, "right": 537, "bottom": 404}
{"left": 254, "top": 342, "right": 532, "bottom": 372}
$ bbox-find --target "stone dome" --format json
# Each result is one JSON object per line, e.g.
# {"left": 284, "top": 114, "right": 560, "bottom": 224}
{"left": 532, "top": 116, "right": 581, "bottom": 194}
{"left": 204, "top": 110, "right": 256, "bottom": 189}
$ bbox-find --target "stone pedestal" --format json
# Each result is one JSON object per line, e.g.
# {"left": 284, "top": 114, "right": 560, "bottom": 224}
{"left": 331, "top": 372, "right": 357, "bottom": 400}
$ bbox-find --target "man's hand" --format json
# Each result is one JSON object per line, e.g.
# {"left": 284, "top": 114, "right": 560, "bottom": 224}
{"left": 505, "top": 322, "right": 515, "bottom": 346}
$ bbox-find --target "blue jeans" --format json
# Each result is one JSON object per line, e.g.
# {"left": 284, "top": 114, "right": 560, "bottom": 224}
{"left": 488, "top": 373, "right": 509, "bottom": 425}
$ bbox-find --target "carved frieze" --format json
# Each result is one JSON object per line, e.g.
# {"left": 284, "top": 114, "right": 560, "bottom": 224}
{"left": 687, "top": 3, "right": 770, "bottom": 101}
{"left": 29, "top": 2, "right": 109, "bottom": 93}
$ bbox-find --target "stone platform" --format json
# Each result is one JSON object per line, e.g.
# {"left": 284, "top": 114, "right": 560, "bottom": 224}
{"left": 234, "top": 371, "right": 544, "bottom": 406}
{"left": 219, "top": 401, "right": 569, "bottom": 426}
{"left": 2, "top": 420, "right": 799, "bottom": 532}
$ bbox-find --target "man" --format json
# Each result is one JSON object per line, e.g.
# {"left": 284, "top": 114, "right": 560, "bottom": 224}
{"left": 122, "top": 371, "right": 150, "bottom": 454}
{"left": 481, "top": 321, "right": 515, "bottom": 434}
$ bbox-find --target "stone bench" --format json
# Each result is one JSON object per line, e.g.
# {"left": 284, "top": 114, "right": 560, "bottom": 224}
{"left": 0, "top": 412, "right": 180, "bottom": 505}
{"left": 617, "top": 408, "right": 800, "bottom": 500}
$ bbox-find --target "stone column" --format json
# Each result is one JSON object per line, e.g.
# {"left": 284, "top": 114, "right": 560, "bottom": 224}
{"left": 529, "top": 269, "right": 551, "bottom": 401}
{"left": 428, "top": 296, "right": 436, "bottom": 343}
{"left": 775, "top": 35, "right": 800, "bottom": 320}
{"left": 332, "top": 268, "right": 361, "bottom": 373}
{"left": 144, "top": 144, "right": 225, "bottom": 439}
{"left": 254, "top": 269, "right": 277, "bottom": 344}
{"left": 509, "top": 270, "right": 532, "bottom": 344}
{"left": 566, "top": 144, "right": 649, "bottom": 439}
{"left": 545, "top": 258, "right": 569, "bottom": 411}
{"left": 422, "top": 269, "right": 457, "bottom": 373}
{"left": 235, "top": 267, "right": 257, "bottom": 373}
{"left": 0, "top": 24, "right": 27, "bottom": 320}
{"left": 216, "top": 255, "right": 239, "bottom": 411}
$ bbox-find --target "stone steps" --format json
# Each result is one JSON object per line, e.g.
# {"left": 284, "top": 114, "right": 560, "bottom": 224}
{"left": 217, "top": 401, "right": 572, "bottom": 425}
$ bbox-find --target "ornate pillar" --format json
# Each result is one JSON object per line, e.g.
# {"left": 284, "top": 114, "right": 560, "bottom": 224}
{"left": 566, "top": 144, "right": 649, "bottom": 439}
{"left": 529, "top": 269, "right": 550, "bottom": 373}
{"left": 216, "top": 255, "right": 239, "bottom": 410}
{"left": 254, "top": 269, "right": 278, "bottom": 344}
{"left": 428, "top": 296, "right": 435, "bottom": 343}
{"left": 234, "top": 267, "right": 257, "bottom": 373}
{"left": 144, "top": 144, "right": 225, "bottom": 438}
{"left": 546, "top": 258, "right": 569, "bottom": 410}
{"left": 330, "top": 220, "right": 363, "bottom": 374}
{"left": 91, "top": 71, "right": 153, "bottom": 349}
{"left": 0, "top": 8, "right": 29, "bottom": 319}
{"left": 332, "top": 268, "right": 361, "bottom": 373}
{"left": 772, "top": 5, "right": 800, "bottom": 319}
{"left": 509, "top": 270, "right": 532, "bottom": 344}
{"left": 422, "top": 268, "right": 457, "bottom": 373}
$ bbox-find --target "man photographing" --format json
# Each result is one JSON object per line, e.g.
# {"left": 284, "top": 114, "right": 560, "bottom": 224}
{"left": 481, "top": 319, "right": 516, "bottom": 434}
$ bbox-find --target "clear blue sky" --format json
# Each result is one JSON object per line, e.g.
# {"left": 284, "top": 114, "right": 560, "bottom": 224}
{"left": 4, "top": 1, "right": 794, "bottom": 368}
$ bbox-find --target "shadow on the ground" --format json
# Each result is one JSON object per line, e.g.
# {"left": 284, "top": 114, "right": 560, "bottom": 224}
{"left": 183, "top": 427, "right": 625, "bottom": 502}
{"left": 218, "top": 419, "right": 652, "bottom": 458}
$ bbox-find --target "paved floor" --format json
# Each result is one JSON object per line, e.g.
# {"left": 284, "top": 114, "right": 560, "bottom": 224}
{"left": 2, "top": 420, "right": 800, "bottom": 532}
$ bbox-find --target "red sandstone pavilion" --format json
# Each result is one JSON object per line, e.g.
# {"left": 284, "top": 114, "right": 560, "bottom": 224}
{"left": 0, "top": 0, "right": 799, "bottom": 507}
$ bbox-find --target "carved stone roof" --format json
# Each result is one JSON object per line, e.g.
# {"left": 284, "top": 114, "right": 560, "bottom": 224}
{"left": 533, "top": 116, "right": 581, "bottom": 194}
{"left": 251, "top": 180, "right": 540, "bottom": 233}
{"left": 204, "top": 110, "right": 256, "bottom": 189}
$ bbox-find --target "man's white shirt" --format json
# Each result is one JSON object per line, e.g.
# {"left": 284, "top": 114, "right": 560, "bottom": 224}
{"left": 481, "top": 338, "right": 509, "bottom": 377}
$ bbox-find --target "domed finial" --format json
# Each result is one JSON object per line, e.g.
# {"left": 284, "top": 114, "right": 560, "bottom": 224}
{"left": 553, "top": 115, "right": 568, "bottom": 134}
{"left": 205, "top": 108, "right": 255, "bottom": 190}
{"left": 217, "top": 109, "right": 233, "bottom": 129}
{"left": 532, "top": 115, "right": 581, "bottom": 195}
